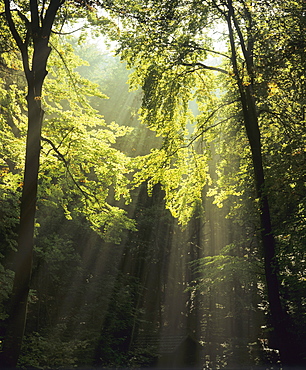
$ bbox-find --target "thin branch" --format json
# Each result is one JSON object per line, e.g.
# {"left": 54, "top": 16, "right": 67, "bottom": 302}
{"left": 195, "top": 99, "right": 239, "bottom": 134}
{"left": 16, "top": 9, "right": 31, "bottom": 27}
{"left": 156, "top": 37, "right": 231, "bottom": 60}
{"left": 163, "top": 113, "right": 236, "bottom": 161}
{"left": 44, "top": 127, "right": 74, "bottom": 156}
{"left": 231, "top": 9, "right": 252, "bottom": 70}
{"left": 180, "top": 61, "right": 229, "bottom": 75}
{"left": 51, "top": 26, "right": 85, "bottom": 35}
{"left": 41, "top": 136, "right": 94, "bottom": 200}
{"left": 226, "top": 11, "right": 243, "bottom": 88}
{"left": 193, "top": 46, "right": 231, "bottom": 59}
{"left": 41, "top": 137, "right": 113, "bottom": 215}
{"left": 188, "top": 114, "right": 237, "bottom": 147}
{"left": 13, "top": 10, "right": 32, "bottom": 51}
{"left": 211, "top": 0, "right": 227, "bottom": 17}
{"left": 40, "top": 0, "right": 47, "bottom": 24}
{"left": 48, "top": 40, "right": 88, "bottom": 108}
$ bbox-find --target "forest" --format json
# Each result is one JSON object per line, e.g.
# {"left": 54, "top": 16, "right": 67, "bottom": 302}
{"left": 0, "top": 0, "right": 305, "bottom": 369}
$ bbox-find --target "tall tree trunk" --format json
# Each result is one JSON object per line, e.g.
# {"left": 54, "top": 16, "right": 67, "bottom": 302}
{"left": 242, "top": 87, "right": 302, "bottom": 365}
{"left": 242, "top": 88, "right": 289, "bottom": 360}
{"left": 1, "top": 1, "right": 60, "bottom": 366}
{"left": 225, "top": 5, "right": 298, "bottom": 365}
{"left": 1, "top": 88, "right": 44, "bottom": 367}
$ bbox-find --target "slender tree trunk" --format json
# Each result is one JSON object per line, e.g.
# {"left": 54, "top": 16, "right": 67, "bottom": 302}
{"left": 0, "top": 52, "right": 49, "bottom": 368}
{"left": 1, "top": 92, "right": 44, "bottom": 367}
{"left": 242, "top": 88, "right": 288, "bottom": 356}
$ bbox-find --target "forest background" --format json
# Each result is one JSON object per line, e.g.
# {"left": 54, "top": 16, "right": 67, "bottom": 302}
{"left": 0, "top": 0, "right": 305, "bottom": 368}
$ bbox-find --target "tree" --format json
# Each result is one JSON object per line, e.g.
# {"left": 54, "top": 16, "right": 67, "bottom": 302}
{"left": 109, "top": 0, "right": 305, "bottom": 365}
{"left": 0, "top": 1, "right": 134, "bottom": 366}
{"left": 0, "top": 1, "right": 65, "bottom": 365}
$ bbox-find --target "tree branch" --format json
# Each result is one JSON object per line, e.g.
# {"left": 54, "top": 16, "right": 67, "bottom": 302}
{"left": 191, "top": 45, "right": 231, "bottom": 59}
{"left": 41, "top": 136, "right": 94, "bottom": 200}
{"left": 51, "top": 26, "right": 85, "bottom": 35}
{"left": 4, "top": 1, "right": 24, "bottom": 52}
{"left": 195, "top": 99, "right": 239, "bottom": 134}
{"left": 30, "top": 0, "right": 40, "bottom": 32}
{"left": 3, "top": 2, "right": 31, "bottom": 79}
{"left": 42, "top": 0, "right": 64, "bottom": 37}
{"left": 188, "top": 114, "right": 237, "bottom": 147}
{"left": 180, "top": 61, "right": 229, "bottom": 75}
{"left": 230, "top": 6, "right": 252, "bottom": 71}
{"left": 163, "top": 111, "right": 237, "bottom": 161}
{"left": 40, "top": 0, "right": 47, "bottom": 24}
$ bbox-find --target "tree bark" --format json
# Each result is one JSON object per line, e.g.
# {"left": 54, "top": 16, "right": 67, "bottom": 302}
{"left": 1, "top": 89, "right": 45, "bottom": 369}
{"left": 242, "top": 87, "right": 289, "bottom": 360}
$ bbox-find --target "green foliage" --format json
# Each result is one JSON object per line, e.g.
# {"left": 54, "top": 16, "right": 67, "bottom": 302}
{"left": 132, "top": 147, "right": 210, "bottom": 225}
{"left": 120, "top": 46, "right": 218, "bottom": 224}
{"left": 0, "top": 18, "right": 138, "bottom": 366}
{"left": 0, "top": 266, "right": 14, "bottom": 321}
{"left": 0, "top": 32, "right": 25, "bottom": 324}
{"left": 95, "top": 273, "right": 141, "bottom": 367}
{"left": 18, "top": 330, "right": 91, "bottom": 369}
{"left": 37, "top": 37, "right": 136, "bottom": 241}
{"left": 191, "top": 243, "right": 262, "bottom": 292}
{"left": 34, "top": 233, "right": 82, "bottom": 285}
